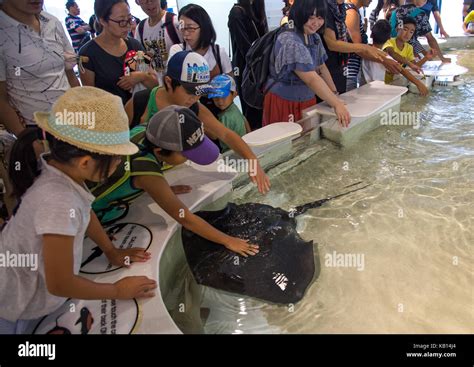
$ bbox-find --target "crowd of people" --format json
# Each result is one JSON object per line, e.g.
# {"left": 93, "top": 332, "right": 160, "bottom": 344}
{"left": 0, "top": 0, "right": 469, "bottom": 333}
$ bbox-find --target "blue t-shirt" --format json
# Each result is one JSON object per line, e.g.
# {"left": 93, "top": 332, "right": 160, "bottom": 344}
{"left": 420, "top": 0, "right": 439, "bottom": 19}
{"left": 65, "top": 14, "right": 89, "bottom": 52}
{"left": 267, "top": 29, "right": 328, "bottom": 102}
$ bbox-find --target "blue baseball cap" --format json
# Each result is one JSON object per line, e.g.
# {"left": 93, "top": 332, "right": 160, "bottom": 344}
{"left": 207, "top": 74, "right": 237, "bottom": 98}
{"left": 166, "top": 51, "right": 212, "bottom": 95}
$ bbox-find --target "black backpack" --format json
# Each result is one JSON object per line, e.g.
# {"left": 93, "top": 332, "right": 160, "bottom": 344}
{"left": 241, "top": 26, "right": 289, "bottom": 110}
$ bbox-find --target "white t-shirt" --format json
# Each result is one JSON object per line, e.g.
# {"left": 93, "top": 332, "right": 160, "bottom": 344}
{"left": 169, "top": 43, "right": 233, "bottom": 75}
{"left": 0, "top": 156, "right": 95, "bottom": 321}
{"left": 135, "top": 12, "right": 183, "bottom": 71}
{"left": 0, "top": 11, "right": 74, "bottom": 126}
{"left": 362, "top": 54, "right": 397, "bottom": 84}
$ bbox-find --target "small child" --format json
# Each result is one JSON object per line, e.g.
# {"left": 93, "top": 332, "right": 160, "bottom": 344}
{"left": 362, "top": 19, "right": 429, "bottom": 96}
{"left": 463, "top": 10, "right": 474, "bottom": 34}
{"left": 383, "top": 16, "right": 435, "bottom": 88}
{"left": 208, "top": 74, "right": 251, "bottom": 152}
{"left": 0, "top": 87, "right": 156, "bottom": 334}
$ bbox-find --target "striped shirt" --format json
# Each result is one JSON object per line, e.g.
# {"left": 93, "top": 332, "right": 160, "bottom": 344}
{"left": 65, "top": 14, "right": 88, "bottom": 52}
{"left": 346, "top": 4, "right": 367, "bottom": 90}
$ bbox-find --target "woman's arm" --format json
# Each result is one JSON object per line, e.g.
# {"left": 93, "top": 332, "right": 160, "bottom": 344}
{"left": 345, "top": 9, "right": 362, "bottom": 44}
{"left": 198, "top": 104, "right": 270, "bottom": 194}
{"left": 294, "top": 69, "right": 350, "bottom": 127}
{"left": 0, "top": 82, "right": 25, "bottom": 136}
{"left": 79, "top": 67, "right": 95, "bottom": 87}
{"left": 66, "top": 69, "right": 80, "bottom": 87}
{"left": 324, "top": 28, "right": 386, "bottom": 62}
{"left": 117, "top": 72, "right": 158, "bottom": 91}
{"left": 318, "top": 64, "right": 338, "bottom": 94}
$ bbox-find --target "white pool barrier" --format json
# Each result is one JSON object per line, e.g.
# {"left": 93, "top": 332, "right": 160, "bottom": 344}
{"left": 422, "top": 57, "right": 469, "bottom": 87}
{"left": 302, "top": 81, "right": 408, "bottom": 146}
{"left": 242, "top": 122, "right": 303, "bottom": 147}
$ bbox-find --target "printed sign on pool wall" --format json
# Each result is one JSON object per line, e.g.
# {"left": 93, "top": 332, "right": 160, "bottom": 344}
{"left": 32, "top": 299, "right": 140, "bottom": 335}
{"left": 80, "top": 223, "right": 152, "bottom": 274}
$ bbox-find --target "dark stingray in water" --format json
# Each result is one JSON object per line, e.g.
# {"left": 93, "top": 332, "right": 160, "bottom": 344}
{"left": 182, "top": 183, "right": 369, "bottom": 304}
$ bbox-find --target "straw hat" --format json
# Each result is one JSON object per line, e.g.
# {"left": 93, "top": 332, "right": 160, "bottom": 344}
{"left": 34, "top": 87, "right": 138, "bottom": 156}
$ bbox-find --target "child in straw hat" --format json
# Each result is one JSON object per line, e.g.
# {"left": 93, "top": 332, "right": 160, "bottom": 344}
{"left": 0, "top": 87, "right": 156, "bottom": 334}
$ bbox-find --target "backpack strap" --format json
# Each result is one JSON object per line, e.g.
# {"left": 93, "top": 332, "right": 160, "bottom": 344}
{"left": 138, "top": 19, "right": 146, "bottom": 47}
{"left": 164, "top": 12, "right": 181, "bottom": 45}
{"left": 211, "top": 44, "right": 223, "bottom": 75}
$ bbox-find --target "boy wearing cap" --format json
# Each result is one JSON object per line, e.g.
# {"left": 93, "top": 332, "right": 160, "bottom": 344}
{"left": 90, "top": 106, "right": 259, "bottom": 257}
{"left": 125, "top": 50, "right": 270, "bottom": 194}
{"left": 208, "top": 74, "right": 250, "bottom": 152}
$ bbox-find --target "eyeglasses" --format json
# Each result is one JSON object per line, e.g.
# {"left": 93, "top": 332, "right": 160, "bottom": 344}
{"left": 180, "top": 26, "right": 200, "bottom": 33}
{"left": 136, "top": 0, "right": 158, "bottom": 5}
{"left": 108, "top": 17, "right": 135, "bottom": 27}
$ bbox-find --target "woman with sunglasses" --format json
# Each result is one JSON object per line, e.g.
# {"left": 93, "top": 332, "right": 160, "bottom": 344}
{"left": 79, "top": 0, "right": 158, "bottom": 105}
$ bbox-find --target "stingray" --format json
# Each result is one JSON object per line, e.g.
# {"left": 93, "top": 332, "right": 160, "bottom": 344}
{"left": 182, "top": 182, "right": 369, "bottom": 304}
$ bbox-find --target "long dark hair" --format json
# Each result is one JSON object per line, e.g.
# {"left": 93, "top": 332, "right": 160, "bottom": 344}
{"left": 9, "top": 128, "right": 115, "bottom": 199}
{"left": 282, "top": 0, "right": 292, "bottom": 16}
{"left": 373, "top": 0, "right": 400, "bottom": 19}
{"left": 237, "top": 0, "right": 268, "bottom": 35}
{"left": 289, "top": 0, "right": 327, "bottom": 34}
{"left": 179, "top": 4, "right": 216, "bottom": 50}
{"left": 94, "top": 0, "right": 129, "bottom": 33}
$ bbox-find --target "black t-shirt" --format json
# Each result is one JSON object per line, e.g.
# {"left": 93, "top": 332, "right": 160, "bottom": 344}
{"left": 79, "top": 38, "right": 144, "bottom": 104}
{"left": 322, "top": 11, "right": 348, "bottom": 94}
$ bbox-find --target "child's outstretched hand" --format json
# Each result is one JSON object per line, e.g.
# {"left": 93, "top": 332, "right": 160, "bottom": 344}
{"left": 114, "top": 276, "right": 157, "bottom": 299}
{"left": 224, "top": 237, "right": 259, "bottom": 257}
{"left": 106, "top": 248, "right": 152, "bottom": 268}
{"left": 409, "top": 62, "right": 423, "bottom": 74}
{"left": 171, "top": 185, "right": 192, "bottom": 195}
{"left": 416, "top": 81, "right": 429, "bottom": 97}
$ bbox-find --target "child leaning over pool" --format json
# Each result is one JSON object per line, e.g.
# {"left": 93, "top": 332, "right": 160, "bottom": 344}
{"left": 89, "top": 105, "right": 260, "bottom": 258}
{"left": 362, "top": 20, "right": 429, "bottom": 96}
{"left": 383, "top": 16, "right": 435, "bottom": 93}
{"left": 0, "top": 87, "right": 156, "bottom": 334}
{"left": 208, "top": 74, "right": 251, "bottom": 152}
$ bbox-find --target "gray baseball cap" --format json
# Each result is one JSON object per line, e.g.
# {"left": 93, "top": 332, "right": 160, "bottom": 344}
{"left": 146, "top": 105, "right": 220, "bottom": 165}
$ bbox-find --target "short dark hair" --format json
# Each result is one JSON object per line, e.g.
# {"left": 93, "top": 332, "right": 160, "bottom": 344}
{"left": 164, "top": 77, "right": 182, "bottom": 92}
{"left": 66, "top": 1, "right": 77, "bottom": 10}
{"left": 401, "top": 16, "right": 417, "bottom": 29}
{"left": 179, "top": 4, "right": 216, "bottom": 50}
{"left": 142, "top": 137, "right": 173, "bottom": 156}
{"left": 371, "top": 19, "right": 391, "bottom": 44}
{"left": 161, "top": 0, "right": 167, "bottom": 10}
{"left": 94, "top": 0, "right": 129, "bottom": 22}
{"left": 289, "top": 0, "right": 327, "bottom": 33}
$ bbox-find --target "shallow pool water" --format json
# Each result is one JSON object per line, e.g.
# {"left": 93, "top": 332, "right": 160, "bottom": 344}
{"left": 170, "top": 49, "right": 474, "bottom": 334}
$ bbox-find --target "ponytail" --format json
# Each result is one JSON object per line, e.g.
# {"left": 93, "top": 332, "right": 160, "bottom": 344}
{"left": 8, "top": 128, "right": 42, "bottom": 199}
